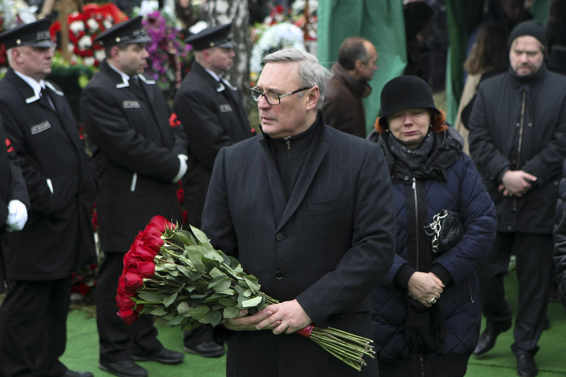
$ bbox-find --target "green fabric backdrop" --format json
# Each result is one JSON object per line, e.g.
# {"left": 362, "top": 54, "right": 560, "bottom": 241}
{"left": 317, "top": 0, "right": 406, "bottom": 134}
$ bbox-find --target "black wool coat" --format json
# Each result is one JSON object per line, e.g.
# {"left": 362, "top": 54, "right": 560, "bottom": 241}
{"left": 173, "top": 61, "right": 252, "bottom": 227}
{"left": 469, "top": 66, "right": 566, "bottom": 234}
{"left": 203, "top": 120, "right": 396, "bottom": 377}
{"left": 0, "top": 117, "right": 29, "bottom": 231}
{"left": 81, "top": 61, "right": 186, "bottom": 253}
{"left": 0, "top": 69, "right": 95, "bottom": 280}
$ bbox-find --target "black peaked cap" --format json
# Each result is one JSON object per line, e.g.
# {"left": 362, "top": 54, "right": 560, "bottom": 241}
{"left": 0, "top": 18, "right": 55, "bottom": 49}
{"left": 95, "top": 16, "right": 150, "bottom": 47}
{"left": 185, "top": 23, "right": 233, "bottom": 51}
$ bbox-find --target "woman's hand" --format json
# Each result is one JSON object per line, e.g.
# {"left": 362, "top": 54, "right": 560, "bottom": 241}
{"left": 408, "top": 272, "right": 444, "bottom": 307}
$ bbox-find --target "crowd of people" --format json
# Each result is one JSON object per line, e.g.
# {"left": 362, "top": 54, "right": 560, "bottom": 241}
{"left": 0, "top": 2, "right": 566, "bottom": 377}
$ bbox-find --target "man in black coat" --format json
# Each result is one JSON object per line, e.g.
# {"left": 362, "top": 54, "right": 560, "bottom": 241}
{"left": 80, "top": 17, "right": 186, "bottom": 377}
{"left": 202, "top": 47, "right": 395, "bottom": 377}
{"left": 0, "top": 118, "right": 29, "bottom": 292}
{"left": 469, "top": 21, "right": 566, "bottom": 377}
{"left": 173, "top": 22, "right": 252, "bottom": 357}
{"left": 0, "top": 19, "right": 96, "bottom": 377}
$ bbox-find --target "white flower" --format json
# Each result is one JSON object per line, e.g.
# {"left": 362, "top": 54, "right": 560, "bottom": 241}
{"left": 103, "top": 19, "right": 113, "bottom": 29}
{"left": 68, "top": 43, "right": 75, "bottom": 52}
{"left": 84, "top": 57, "right": 95, "bottom": 66}
{"left": 78, "top": 35, "right": 92, "bottom": 50}
{"left": 95, "top": 50, "right": 106, "bottom": 62}
{"left": 70, "top": 20, "right": 85, "bottom": 34}
{"left": 87, "top": 18, "right": 99, "bottom": 32}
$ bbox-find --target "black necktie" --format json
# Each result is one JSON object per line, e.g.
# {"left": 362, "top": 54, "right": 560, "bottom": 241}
{"left": 40, "top": 87, "right": 55, "bottom": 110}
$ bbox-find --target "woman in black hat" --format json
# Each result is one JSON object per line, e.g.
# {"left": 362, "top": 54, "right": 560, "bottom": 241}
{"left": 368, "top": 76, "right": 496, "bottom": 377}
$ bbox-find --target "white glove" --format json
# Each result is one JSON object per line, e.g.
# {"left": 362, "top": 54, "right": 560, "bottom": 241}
{"left": 172, "top": 154, "right": 188, "bottom": 183}
{"left": 6, "top": 199, "right": 28, "bottom": 232}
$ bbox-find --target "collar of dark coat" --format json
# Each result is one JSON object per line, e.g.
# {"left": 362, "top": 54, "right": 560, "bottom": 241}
{"left": 378, "top": 130, "right": 463, "bottom": 182}
{"left": 508, "top": 63, "right": 547, "bottom": 88}
{"left": 259, "top": 112, "right": 324, "bottom": 145}
{"left": 191, "top": 60, "right": 227, "bottom": 89}
{"left": 100, "top": 60, "right": 155, "bottom": 88}
{"left": 331, "top": 63, "right": 372, "bottom": 98}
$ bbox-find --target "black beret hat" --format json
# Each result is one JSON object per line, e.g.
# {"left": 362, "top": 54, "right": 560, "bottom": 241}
{"left": 95, "top": 16, "right": 150, "bottom": 47}
{"left": 379, "top": 75, "right": 438, "bottom": 127}
{"left": 185, "top": 23, "right": 233, "bottom": 51}
{"left": 0, "top": 18, "right": 55, "bottom": 49}
{"left": 508, "top": 20, "right": 546, "bottom": 49}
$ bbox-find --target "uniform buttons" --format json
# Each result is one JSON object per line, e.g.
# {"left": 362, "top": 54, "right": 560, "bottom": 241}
{"left": 275, "top": 232, "right": 286, "bottom": 241}
{"left": 275, "top": 271, "right": 285, "bottom": 280}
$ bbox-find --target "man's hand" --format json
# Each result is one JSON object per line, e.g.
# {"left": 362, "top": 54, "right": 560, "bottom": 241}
{"left": 408, "top": 272, "right": 444, "bottom": 307}
{"left": 257, "top": 299, "right": 312, "bottom": 335}
{"left": 223, "top": 308, "right": 274, "bottom": 331}
{"left": 500, "top": 170, "right": 537, "bottom": 197}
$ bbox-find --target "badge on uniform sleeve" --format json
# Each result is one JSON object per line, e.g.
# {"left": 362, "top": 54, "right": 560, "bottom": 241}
{"left": 219, "top": 104, "right": 232, "bottom": 113}
{"left": 30, "top": 121, "right": 52, "bottom": 135}
{"left": 123, "top": 100, "right": 141, "bottom": 109}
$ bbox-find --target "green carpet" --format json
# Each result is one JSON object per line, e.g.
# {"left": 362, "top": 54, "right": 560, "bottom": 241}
{"left": 58, "top": 272, "right": 566, "bottom": 376}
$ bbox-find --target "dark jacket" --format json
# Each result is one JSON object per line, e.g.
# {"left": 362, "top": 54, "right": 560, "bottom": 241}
{"left": 322, "top": 63, "right": 371, "bottom": 138}
{"left": 369, "top": 130, "right": 496, "bottom": 377}
{"left": 203, "top": 118, "right": 395, "bottom": 377}
{"left": 0, "top": 118, "right": 29, "bottom": 231}
{"left": 468, "top": 66, "right": 566, "bottom": 234}
{"left": 173, "top": 61, "right": 252, "bottom": 227}
{"left": 0, "top": 69, "right": 95, "bottom": 280}
{"left": 553, "top": 159, "right": 566, "bottom": 309}
{"left": 81, "top": 61, "right": 186, "bottom": 253}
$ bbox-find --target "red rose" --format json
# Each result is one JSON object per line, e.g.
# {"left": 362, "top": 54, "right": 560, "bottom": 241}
{"left": 123, "top": 271, "right": 143, "bottom": 293}
{"left": 117, "top": 307, "right": 137, "bottom": 325}
{"left": 145, "top": 215, "right": 174, "bottom": 235}
{"left": 142, "top": 231, "right": 163, "bottom": 253}
{"left": 137, "top": 260, "right": 155, "bottom": 278}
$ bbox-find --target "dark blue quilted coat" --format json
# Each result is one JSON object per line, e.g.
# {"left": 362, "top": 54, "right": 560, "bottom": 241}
{"left": 369, "top": 129, "right": 496, "bottom": 375}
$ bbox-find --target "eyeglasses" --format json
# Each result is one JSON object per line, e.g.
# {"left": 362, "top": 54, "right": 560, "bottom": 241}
{"left": 250, "top": 86, "right": 312, "bottom": 105}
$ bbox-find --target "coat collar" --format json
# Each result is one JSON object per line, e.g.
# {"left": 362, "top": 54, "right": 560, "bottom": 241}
{"left": 4, "top": 69, "right": 62, "bottom": 111}
{"left": 260, "top": 115, "right": 328, "bottom": 231}
{"left": 331, "top": 63, "right": 372, "bottom": 98}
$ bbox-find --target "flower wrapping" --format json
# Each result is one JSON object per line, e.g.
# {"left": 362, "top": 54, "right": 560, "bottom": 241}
{"left": 117, "top": 215, "right": 376, "bottom": 371}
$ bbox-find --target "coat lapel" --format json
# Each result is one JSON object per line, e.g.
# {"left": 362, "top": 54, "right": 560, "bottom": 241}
{"left": 277, "top": 124, "right": 328, "bottom": 232}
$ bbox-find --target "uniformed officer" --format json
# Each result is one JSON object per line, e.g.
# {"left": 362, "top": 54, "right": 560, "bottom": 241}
{"left": 0, "top": 19, "right": 96, "bottom": 377}
{"left": 0, "top": 118, "right": 29, "bottom": 293}
{"left": 80, "top": 16, "right": 187, "bottom": 377}
{"left": 173, "top": 22, "right": 253, "bottom": 358}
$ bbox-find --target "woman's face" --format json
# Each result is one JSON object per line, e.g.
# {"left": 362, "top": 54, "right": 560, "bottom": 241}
{"left": 388, "top": 108, "right": 431, "bottom": 148}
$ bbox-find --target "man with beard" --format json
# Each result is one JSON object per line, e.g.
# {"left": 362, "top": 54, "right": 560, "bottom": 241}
{"left": 173, "top": 22, "right": 252, "bottom": 358}
{"left": 468, "top": 20, "right": 566, "bottom": 377}
{"left": 322, "top": 37, "right": 377, "bottom": 138}
{"left": 81, "top": 17, "right": 187, "bottom": 377}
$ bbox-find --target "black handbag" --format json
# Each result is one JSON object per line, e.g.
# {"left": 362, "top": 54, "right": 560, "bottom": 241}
{"left": 424, "top": 209, "right": 463, "bottom": 254}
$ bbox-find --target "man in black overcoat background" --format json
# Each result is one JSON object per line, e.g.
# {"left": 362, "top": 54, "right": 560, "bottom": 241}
{"left": 80, "top": 17, "right": 186, "bottom": 377}
{"left": 469, "top": 21, "right": 566, "bottom": 377}
{"left": 0, "top": 19, "right": 96, "bottom": 377}
{"left": 173, "top": 22, "right": 252, "bottom": 358}
{"left": 202, "top": 47, "right": 395, "bottom": 377}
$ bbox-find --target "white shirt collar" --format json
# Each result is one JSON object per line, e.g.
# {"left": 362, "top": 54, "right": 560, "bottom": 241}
{"left": 14, "top": 70, "right": 45, "bottom": 98}
{"left": 107, "top": 61, "right": 133, "bottom": 83}
{"left": 204, "top": 68, "right": 221, "bottom": 82}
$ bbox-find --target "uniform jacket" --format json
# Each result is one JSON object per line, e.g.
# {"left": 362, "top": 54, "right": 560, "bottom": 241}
{"left": 369, "top": 130, "right": 496, "bottom": 376}
{"left": 468, "top": 66, "right": 566, "bottom": 233}
{"left": 203, "top": 118, "right": 396, "bottom": 377}
{"left": 322, "top": 63, "right": 371, "bottom": 138}
{"left": 0, "top": 118, "right": 29, "bottom": 231}
{"left": 81, "top": 61, "right": 186, "bottom": 253}
{"left": 0, "top": 69, "right": 95, "bottom": 280}
{"left": 552, "top": 159, "right": 566, "bottom": 309}
{"left": 173, "top": 61, "right": 252, "bottom": 227}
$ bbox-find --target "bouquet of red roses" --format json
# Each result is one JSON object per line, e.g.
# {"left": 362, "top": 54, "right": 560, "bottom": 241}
{"left": 116, "top": 216, "right": 375, "bottom": 371}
